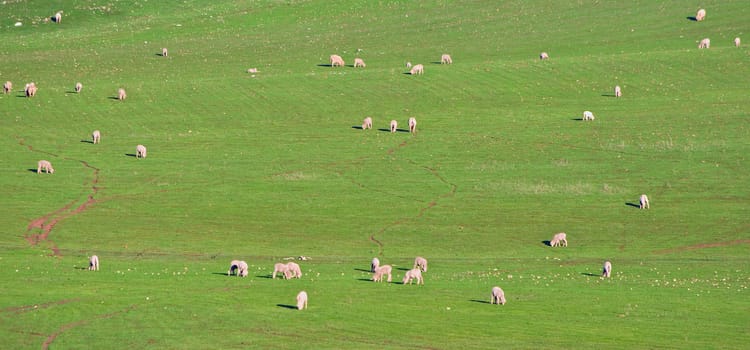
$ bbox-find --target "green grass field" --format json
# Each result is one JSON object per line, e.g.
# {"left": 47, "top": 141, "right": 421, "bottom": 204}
{"left": 1, "top": 1, "right": 748, "bottom": 348}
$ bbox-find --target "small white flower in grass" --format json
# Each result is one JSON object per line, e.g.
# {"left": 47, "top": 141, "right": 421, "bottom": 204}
{"left": 446, "top": 307, "right": 451, "bottom": 310}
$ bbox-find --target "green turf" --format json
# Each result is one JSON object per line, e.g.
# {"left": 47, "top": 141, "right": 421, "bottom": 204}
{"left": 1, "top": 1, "right": 748, "bottom": 349}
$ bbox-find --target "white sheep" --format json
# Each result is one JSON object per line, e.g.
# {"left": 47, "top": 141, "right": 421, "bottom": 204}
{"left": 614, "top": 85, "right": 622, "bottom": 97}
{"left": 37, "top": 160, "right": 54, "bottom": 174}
{"left": 362, "top": 117, "right": 373, "bottom": 130}
{"left": 92, "top": 130, "right": 101, "bottom": 144}
{"left": 228, "top": 260, "right": 242, "bottom": 276}
{"left": 238, "top": 261, "right": 249, "bottom": 277}
{"left": 247, "top": 68, "right": 259, "bottom": 73}
{"left": 75, "top": 82, "right": 83, "bottom": 93}
{"left": 403, "top": 268, "right": 424, "bottom": 285}
{"left": 406, "top": 62, "right": 412, "bottom": 69}
{"left": 696, "top": 9, "right": 706, "bottom": 21}
{"left": 3, "top": 81, "right": 12, "bottom": 94}
{"left": 162, "top": 48, "right": 168, "bottom": 57}
{"left": 414, "top": 256, "right": 428, "bottom": 272}
{"left": 273, "top": 262, "right": 291, "bottom": 279}
{"left": 698, "top": 38, "right": 710, "bottom": 49}
{"left": 89, "top": 255, "right": 99, "bottom": 271}
{"left": 330, "top": 54, "right": 345, "bottom": 67}
{"left": 390, "top": 120, "right": 398, "bottom": 133}
{"left": 372, "top": 264, "right": 392, "bottom": 282}
{"left": 540, "top": 52, "right": 549, "bottom": 60}
{"left": 54, "top": 12, "right": 62, "bottom": 23}
{"left": 370, "top": 257, "right": 380, "bottom": 272}
{"left": 550, "top": 232, "right": 568, "bottom": 247}
{"left": 602, "top": 261, "right": 612, "bottom": 278}
{"left": 286, "top": 262, "right": 302, "bottom": 279}
{"left": 639, "top": 194, "right": 650, "bottom": 209}
{"left": 354, "top": 58, "right": 366, "bottom": 68}
{"left": 25, "top": 82, "right": 37, "bottom": 97}
{"left": 410, "top": 64, "right": 424, "bottom": 75}
{"left": 583, "top": 111, "right": 595, "bottom": 121}
{"left": 408, "top": 117, "right": 417, "bottom": 134}
{"left": 734, "top": 37, "right": 741, "bottom": 48}
{"left": 491, "top": 286, "right": 506, "bottom": 305}
{"left": 118, "top": 88, "right": 127, "bottom": 100}
{"left": 136, "top": 145, "right": 147, "bottom": 159}
{"left": 441, "top": 54, "right": 453, "bottom": 64}
{"left": 296, "top": 291, "right": 308, "bottom": 310}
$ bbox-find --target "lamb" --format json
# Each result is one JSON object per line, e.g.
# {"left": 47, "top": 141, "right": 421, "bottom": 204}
{"left": 247, "top": 68, "right": 259, "bottom": 73}
{"left": 735, "top": 37, "right": 741, "bottom": 48}
{"left": 408, "top": 117, "right": 417, "bottom": 134}
{"left": 614, "top": 85, "right": 622, "bottom": 97}
{"left": 354, "top": 58, "right": 366, "bottom": 68}
{"left": 228, "top": 260, "right": 242, "bottom": 276}
{"left": 136, "top": 145, "right": 147, "bottom": 159}
{"left": 698, "top": 38, "right": 710, "bottom": 49}
{"left": 37, "top": 160, "right": 54, "bottom": 174}
{"left": 696, "top": 9, "right": 706, "bottom": 22}
{"left": 413, "top": 256, "right": 428, "bottom": 272}
{"left": 3, "top": 81, "right": 11, "bottom": 94}
{"left": 92, "top": 130, "right": 101, "bottom": 144}
{"left": 118, "top": 88, "right": 127, "bottom": 100}
{"left": 540, "top": 52, "right": 549, "bottom": 60}
{"left": 370, "top": 257, "right": 380, "bottom": 272}
{"left": 273, "top": 262, "right": 292, "bottom": 279}
{"left": 410, "top": 64, "right": 424, "bottom": 75}
{"left": 362, "top": 117, "right": 373, "bottom": 130}
{"left": 330, "top": 54, "right": 345, "bottom": 67}
{"left": 162, "top": 48, "right": 168, "bottom": 57}
{"left": 73, "top": 82, "right": 83, "bottom": 93}
{"left": 286, "top": 262, "right": 302, "bottom": 279}
{"left": 25, "top": 82, "right": 37, "bottom": 97}
{"left": 602, "top": 261, "right": 612, "bottom": 278}
{"left": 550, "top": 232, "right": 568, "bottom": 247}
{"left": 237, "top": 261, "right": 249, "bottom": 277}
{"left": 582, "top": 111, "right": 595, "bottom": 121}
{"left": 402, "top": 268, "right": 424, "bottom": 285}
{"left": 406, "top": 62, "right": 412, "bottom": 69}
{"left": 491, "top": 286, "right": 506, "bottom": 305}
{"left": 296, "top": 291, "right": 308, "bottom": 310}
{"left": 89, "top": 255, "right": 99, "bottom": 271}
{"left": 372, "top": 264, "right": 392, "bottom": 283}
{"left": 390, "top": 120, "right": 398, "bottom": 133}
{"left": 54, "top": 12, "right": 62, "bottom": 23}
{"left": 639, "top": 194, "right": 650, "bottom": 209}
{"left": 441, "top": 54, "right": 452, "bottom": 64}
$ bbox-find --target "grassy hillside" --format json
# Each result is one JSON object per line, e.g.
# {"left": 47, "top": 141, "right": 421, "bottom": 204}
{"left": 1, "top": 1, "right": 748, "bottom": 348}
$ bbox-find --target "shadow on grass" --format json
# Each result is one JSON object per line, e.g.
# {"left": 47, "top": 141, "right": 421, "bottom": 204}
{"left": 541, "top": 240, "right": 551, "bottom": 246}
{"left": 581, "top": 272, "right": 600, "bottom": 277}
{"left": 377, "top": 128, "right": 409, "bottom": 133}
{"left": 601, "top": 93, "right": 617, "bottom": 97}
{"left": 352, "top": 126, "right": 364, "bottom": 130}
{"left": 28, "top": 168, "right": 40, "bottom": 173}
{"left": 277, "top": 304, "right": 298, "bottom": 310}
{"left": 357, "top": 278, "right": 374, "bottom": 282}
{"left": 571, "top": 118, "right": 584, "bottom": 121}
{"left": 124, "top": 153, "right": 137, "bottom": 157}
{"left": 255, "top": 275, "right": 273, "bottom": 279}
{"left": 686, "top": 16, "right": 697, "bottom": 21}
{"left": 470, "top": 299, "right": 491, "bottom": 304}
{"left": 108, "top": 96, "right": 121, "bottom": 100}
{"left": 212, "top": 272, "right": 230, "bottom": 276}
{"left": 625, "top": 202, "right": 640, "bottom": 208}
{"left": 353, "top": 268, "right": 371, "bottom": 273}
{"left": 81, "top": 140, "right": 94, "bottom": 144}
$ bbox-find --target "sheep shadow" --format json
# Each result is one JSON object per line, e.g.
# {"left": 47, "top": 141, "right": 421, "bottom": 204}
{"left": 66, "top": 91, "right": 79, "bottom": 94}
{"left": 108, "top": 96, "right": 122, "bottom": 100}
{"left": 81, "top": 140, "right": 94, "bottom": 144}
{"left": 542, "top": 240, "right": 552, "bottom": 246}
{"left": 156, "top": 53, "right": 166, "bottom": 57}
{"left": 581, "top": 272, "right": 600, "bottom": 277}
{"left": 686, "top": 16, "right": 697, "bottom": 21}
{"left": 402, "top": 72, "right": 415, "bottom": 75}
{"left": 430, "top": 61, "right": 444, "bottom": 65}
{"left": 395, "top": 267, "right": 411, "bottom": 271}
{"left": 51, "top": 16, "right": 60, "bottom": 23}
{"left": 377, "top": 128, "right": 409, "bottom": 133}
{"left": 470, "top": 299, "right": 491, "bottom": 304}
{"left": 276, "top": 304, "right": 298, "bottom": 310}
{"left": 317, "top": 64, "right": 337, "bottom": 68}
{"left": 124, "top": 153, "right": 138, "bottom": 157}
{"left": 357, "top": 278, "right": 374, "bottom": 282}
{"left": 353, "top": 268, "right": 371, "bottom": 273}
{"left": 351, "top": 126, "right": 364, "bottom": 130}
{"left": 255, "top": 275, "right": 273, "bottom": 279}
{"left": 601, "top": 93, "right": 618, "bottom": 97}
{"left": 625, "top": 202, "right": 641, "bottom": 208}
{"left": 571, "top": 118, "right": 584, "bottom": 121}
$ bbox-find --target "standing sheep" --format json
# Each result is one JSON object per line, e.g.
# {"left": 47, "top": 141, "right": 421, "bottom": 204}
{"left": 117, "top": 88, "right": 127, "bottom": 100}
{"left": 550, "top": 232, "right": 568, "bottom": 247}
{"left": 362, "top": 117, "right": 373, "bottom": 130}
{"left": 639, "top": 194, "right": 650, "bottom": 209}
{"left": 75, "top": 82, "right": 83, "bottom": 93}
{"left": 25, "top": 83, "right": 37, "bottom": 97}
{"left": 410, "top": 64, "right": 424, "bottom": 75}
{"left": 286, "top": 262, "right": 302, "bottom": 279}
{"left": 354, "top": 58, "right": 366, "bottom": 68}
{"left": 491, "top": 286, "right": 506, "bottom": 305}
{"left": 582, "top": 111, "right": 595, "bottom": 121}
{"left": 296, "top": 291, "right": 308, "bottom": 310}
{"left": 698, "top": 38, "right": 710, "bottom": 49}
{"left": 228, "top": 260, "right": 242, "bottom": 276}
{"left": 162, "top": 48, "right": 168, "bottom": 57}
{"left": 441, "top": 54, "right": 453, "bottom": 64}
{"left": 92, "top": 130, "right": 101, "bottom": 144}
{"left": 734, "top": 37, "right": 741, "bottom": 48}
{"left": 614, "top": 85, "right": 622, "bottom": 97}
{"left": 602, "top": 261, "right": 612, "bottom": 278}
{"left": 330, "top": 54, "right": 345, "bottom": 67}
{"left": 372, "top": 265, "right": 393, "bottom": 283}
{"left": 413, "top": 256, "right": 428, "bottom": 272}
{"left": 696, "top": 9, "right": 706, "bottom": 21}
{"left": 406, "top": 62, "right": 412, "bottom": 69}
{"left": 3, "top": 81, "right": 11, "bottom": 94}
{"left": 54, "top": 12, "right": 62, "bottom": 23}
{"left": 136, "top": 145, "right": 147, "bottom": 159}
{"left": 89, "top": 255, "right": 99, "bottom": 271}
{"left": 273, "top": 262, "right": 291, "bottom": 279}
{"left": 540, "top": 52, "right": 549, "bottom": 60}
{"left": 402, "top": 268, "right": 424, "bottom": 285}
{"left": 408, "top": 117, "right": 417, "bottom": 134}
{"left": 370, "top": 257, "right": 380, "bottom": 272}
{"left": 390, "top": 120, "right": 398, "bottom": 133}
{"left": 37, "top": 160, "right": 54, "bottom": 174}
{"left": 238, "top": 261, "right": 249, "bottom": 277}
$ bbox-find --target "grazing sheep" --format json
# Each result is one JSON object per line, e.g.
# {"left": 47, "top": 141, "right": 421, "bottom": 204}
{"left": 441, "top": 54, "right": 453, "bottom": 64}
{"left": 371, "top": 257, "right": 380, "bottom": 272}
{"left": 491, "top": 286, "right": 506, "bottom": 305}
{"left": 402, "top": 268, "right": 424, "bottom": 285}
{"left": 162, "top": 48, "right": 168, "bottom": 57}
{"left": 92, "top": 130, "right": 101, "bottom": 144}
{"left": 390, "top": 120, "right": 398, "bottom": 133}
{"left": 406, "top": 62, "right": 412, "bottom": 69}
{"left": 582, "top": 111, "right": 595, "bottom": 121}
{"left": 354, "top": 58, "right": 366, "bottom": 68}
{"left": 3, "top": 81, "right": 11, "bottom": 94}
{"left": 362, "top": 117, "right": 373, "bottom": 130}
{"left": 372, "top": 264, "right": 393, "bottom": 282}
{"left": 286, "top": 262, "right": 302, "bottom": 279}
{"left": 238, "top": 261, "right": 249, "bottom": 277}
{"left": 698, "top": 38, "right": 710, "bottom": 49}
{"left": 25, "top": 82, "right": 37, "bottom": 97}
{"left": 410, "top": 64, "right": 424, "bottom": 75}
{"left": 408, "top": 117, "right": 417, "bottom": 134}
{"left": 614, "top": 85, "right": 622, "bottom": 97}
{"left": 734, "top": 37, "right": 741, "bottom": 48}
{"left": 118, "top": 88, "right": 127, "bottom": 100}
{"left": 54, "top": 12, "right": 62, "bottom": 23}
{"left": 639, "top": 194, "right": 650, "bottom": 209}
{"left": 550, "top": 232, "right": 568, "bottom": 247}
{"left": 247, "top": 68, "right": 259, "bottom": 73}
{"left": 273, "top": 262, "right": 292, "bottom": 279}
{"left": 602, "top": 261, "right": 612, "bottom": 278}
{"left": 89, "top": 255, "right": 99, "bottom": 271}
{"left": 37, "top": 160, "right": 54, "bottom": 174}
{"left": 136, "top": 145, "right": 147, "bottom": 159}
{"left": 75, "top": 82, "right": 82, "bottom": 93}
{"left": 228, "top": 260, "right": 242, "bottom": 276}
{"left": 296, "top": 291, "right": 308, "bottom": 310}
{"left": 540, "top": 52, "right": 549, "bottom": 60}
{"left": 414, "top": 256, "right": 428, "bottom": 272}
{"left": 330, "top": 54, "right": 345, "bottom": 67}
{"left": 696, "top": 9, "right": 706, "bottom": 22}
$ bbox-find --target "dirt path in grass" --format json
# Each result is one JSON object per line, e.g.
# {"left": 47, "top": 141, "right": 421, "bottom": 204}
{"left": 18, "top": 137, "right": 101, "bottom": 257}
{"left": 40, "top": 305, "right": 137, "bottom": 350}
{"left": 652, "top": 239, "right": 750, "bottom": 255}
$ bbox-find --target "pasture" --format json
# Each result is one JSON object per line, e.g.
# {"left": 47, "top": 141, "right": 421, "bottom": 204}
{"left": 1, "top": 1, "right": 748, "bottom": 348}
